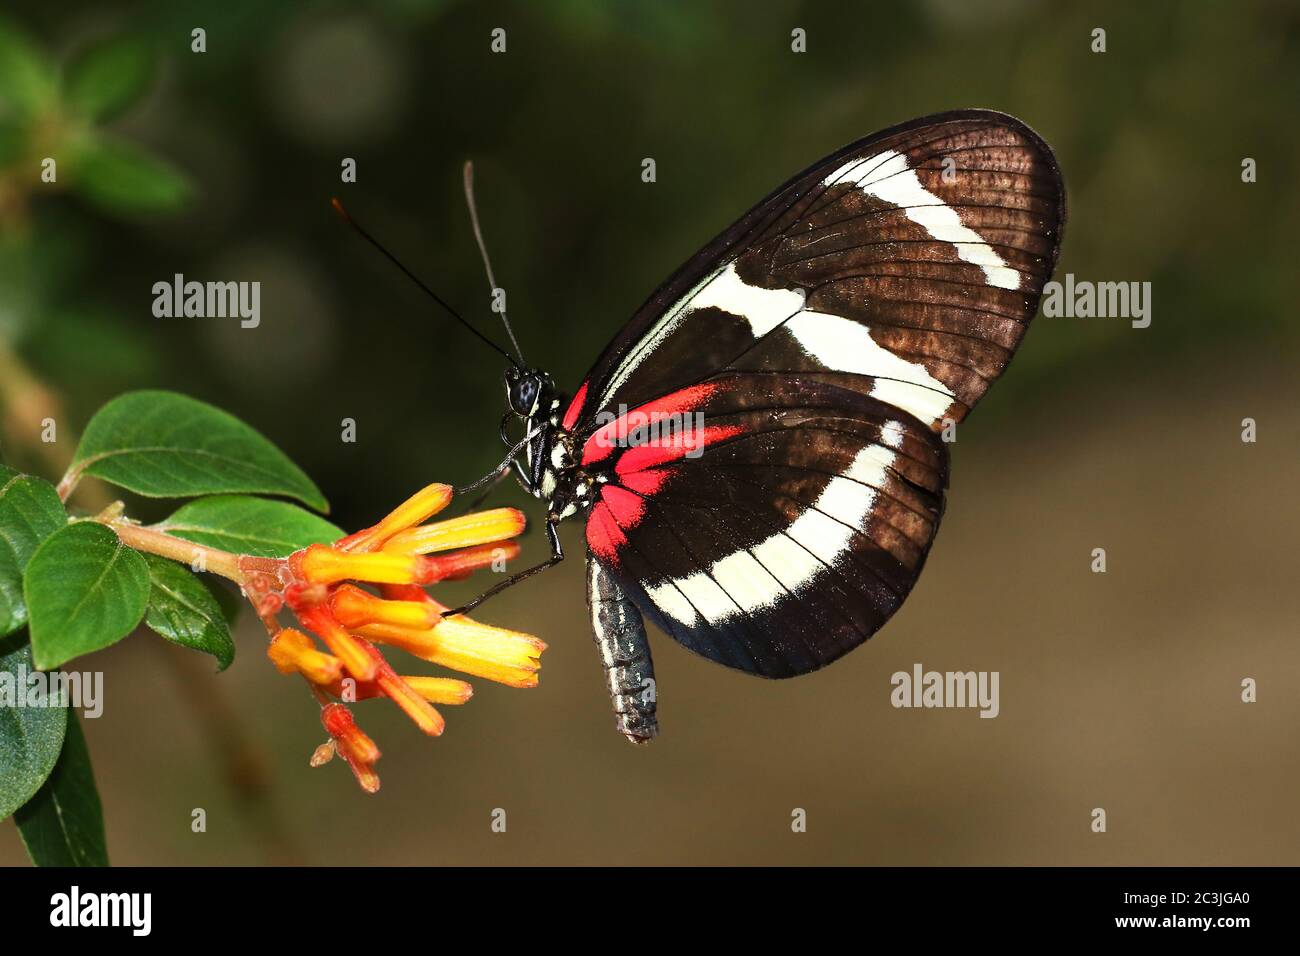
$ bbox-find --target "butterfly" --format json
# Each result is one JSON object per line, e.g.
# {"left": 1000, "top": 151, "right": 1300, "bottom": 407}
{"left": 340, "top": 109, "right": 1065, "bottom": 744}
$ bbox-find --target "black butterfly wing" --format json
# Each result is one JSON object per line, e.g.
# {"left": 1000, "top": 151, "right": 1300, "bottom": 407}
{"left": 567, "top": 109, "right": 1064, "bottom": 676}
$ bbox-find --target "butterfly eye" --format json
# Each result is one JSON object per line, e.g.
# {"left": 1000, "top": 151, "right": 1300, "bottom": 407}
{"left": 508, "top": 375, "right": 540, "bottom": 415}
{"left": 521, "top": 378, "right": 539, "bottom": 409}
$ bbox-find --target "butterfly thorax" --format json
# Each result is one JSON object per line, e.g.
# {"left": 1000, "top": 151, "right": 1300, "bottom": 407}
{"left": 508, "top": 379, "right": 601, "bottom": 524}
{"left": 529, "top": 421, "right": 600, "bottom": 522}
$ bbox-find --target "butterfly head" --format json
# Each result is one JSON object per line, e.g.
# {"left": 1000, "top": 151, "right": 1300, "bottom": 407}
{"left": 505, "top": 366, "right": 554, "bottom": 419}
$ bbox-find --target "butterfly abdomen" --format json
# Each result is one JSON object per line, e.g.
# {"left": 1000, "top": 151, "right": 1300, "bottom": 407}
{"left": 586, "top": 552, "right": 658, "bottom": 743}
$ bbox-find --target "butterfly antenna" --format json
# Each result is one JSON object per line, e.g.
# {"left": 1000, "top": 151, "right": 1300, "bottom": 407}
{"left": 330, "top": 197, "right": 519, "bottom": 368}
{"left": 462, "top": 161, "right": 527, "bottom": 367}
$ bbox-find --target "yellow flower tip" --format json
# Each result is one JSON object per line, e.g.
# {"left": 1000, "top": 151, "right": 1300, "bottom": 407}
{"left": 438, "top": 614, "right": 548, "bottom": 655}
{"left": 353, "top": 619, "right": 543, "bottom": 687}
{"left": 330, "top": 583, "right": 438, "bottom": 630}
{"left": 381, "top": 481, "right": 455, "bottom": 529}
{"left": 337, "top": 483, "right": 455, "bottom": 553}
{"left": 424, "top": 617, "right": 546, "bottom": 688}
{"left": 382, "top": 507, "right": 528, "bottom": 556}
{"left": 486, "top": 667, "right": 540, "bottom": 690}
{"left": 295, "top": 543, "right": 426, "bottom": 587}
{"left": 403, "top": 676, "right": 474, "bottom": 705}
{"left": 268, "top": 628, "right": 344, "bottom": 685}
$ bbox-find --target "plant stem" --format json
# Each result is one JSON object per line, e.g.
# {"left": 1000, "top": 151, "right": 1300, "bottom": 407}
{"left": 55, "top": 466, "right": 81, "bottom": 502}
{"left": 101, "top": 518, "right": 247, "bottom": 582}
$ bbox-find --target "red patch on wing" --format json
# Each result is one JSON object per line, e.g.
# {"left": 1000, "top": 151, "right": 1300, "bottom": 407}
{"left": 614, "top": 423, "right": 744, "bottom": 475}
{"left": 618, "top": 467, "right": 672, "bottom": 496}
{"left": 561, "top": 381, "right": 588, "bottom": 431}
{"left": 586, "top": 469, "right": 677, "bottom": 566}
{"left": 600, "top": 484, "right": 647, "bottom": 526}
{"left": 585, "top": 499, "right": 628, "bottom": 564}
{"left": 581, "top": 382, "right": 722, "bottom": 467}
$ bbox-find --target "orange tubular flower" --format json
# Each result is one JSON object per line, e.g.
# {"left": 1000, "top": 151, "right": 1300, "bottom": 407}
{"left": 422, "top": 541, "right": 521, "bottom": 582}
{"left": 268, "top": 628, "right": 344, "bottom": 685}
{"left": 382, "top": 508, "right": 527, "bottom": 555}
{"left": 321, "top": 704, "right": 381, "bottom": 793}
{"left": 361, "top": 582, "right": 545, "bottom": 689}
{"left": 329, "top": 583, "right": 439, "bottom": 630}
{"left": 293, "top": 544, "right": 431, "bottom": 587}
{"left": 334, "top": 482, "right": 454, "bottom": 553}
{"left": 256, "top": 482, "right": 545, "bottom": 793}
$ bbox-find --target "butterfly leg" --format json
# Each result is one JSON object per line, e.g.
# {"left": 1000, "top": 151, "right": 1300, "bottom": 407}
{"left": 441, "top": 517, "right": 564, "bottom": 617}
{"left": 586, "top": 553, "right": 658, "bottom": 744}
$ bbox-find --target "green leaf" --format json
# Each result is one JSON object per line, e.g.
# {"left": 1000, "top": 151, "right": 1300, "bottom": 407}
{"left": 71, "top": 137, "right": 191, "bottom": 216}
{"left": 24, "top": 523, "right": 150, "bottom": 671}
{"left": 0, "top": 19, "right": 55, "bottom": 116}
{"left": 141, "top": 553, "right": 234, "bottom": 670}
{"left": 162, "top": 495, "right": 343, "bottom": 558}
{"left": 62, "top": 35, "right": 154, "bottom": 123}
{"left": 15, "top": 711, "right": 107, "bottom": 866}
{"left": 0, "top": 641, "right": 67, "bottom": 820}
{"left": 0, "top": 466, "right": 68, "bottom": 638}
{"left": 70, "top": 391, "right": 328, "bottom": 511}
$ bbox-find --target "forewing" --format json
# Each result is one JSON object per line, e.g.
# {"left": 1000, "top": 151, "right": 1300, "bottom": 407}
{"left": 562, "top": 109, "right": 1065, "bottom": 434}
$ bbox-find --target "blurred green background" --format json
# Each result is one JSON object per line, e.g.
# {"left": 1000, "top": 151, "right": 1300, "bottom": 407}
{"left": 1, "top": 0, "right": 1297, "bottom": 865}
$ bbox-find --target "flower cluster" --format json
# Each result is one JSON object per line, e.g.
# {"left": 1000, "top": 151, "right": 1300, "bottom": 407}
{"left": 242, "top": 483, "right": 544, "bottom": 792}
